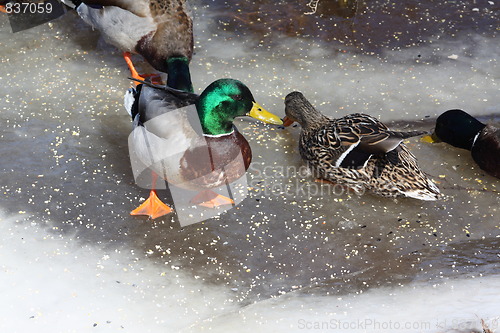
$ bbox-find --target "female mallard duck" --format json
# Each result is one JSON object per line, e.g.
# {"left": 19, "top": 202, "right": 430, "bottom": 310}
{"left": 63, "top": 0, "right": 193, "bottom": 91}
{"left": 429, "top": 109, "right": 500, "bottom": 179}
{"left": 283, "top": 91, "right": 440, "bottom": 200}
{"left": 125, "top": 78, "right": 283, "bottom": 218}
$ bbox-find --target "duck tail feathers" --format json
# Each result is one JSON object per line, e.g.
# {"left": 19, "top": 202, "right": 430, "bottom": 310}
{"left": 401, "top": 185, "right": 441, "bottom": 201}
{"left": 396, "top": 146, "right": 441, "bottom": 200}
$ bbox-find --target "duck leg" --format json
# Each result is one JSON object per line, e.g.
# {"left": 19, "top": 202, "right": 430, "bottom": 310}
{"left": 190, "top": 190, "right": 235, "bottom": 208}
{"left": 123, "top": 52, "right": 162, "bottom": 84}
{"left": 0, "top": 5, "right": 7, "bottom": 13}
{"left": 130, "top": 171, "right": 173, "bottom": 219}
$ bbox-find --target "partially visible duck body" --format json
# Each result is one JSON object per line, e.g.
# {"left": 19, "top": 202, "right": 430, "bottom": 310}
{"left": 431, "top": 109, "right": 500, "bottom": 179}
{"left": 65, "top": 0, "right": 193, "bottom": 91}
{"left": 283, "top": 91, "right": 440, "bottom": 201}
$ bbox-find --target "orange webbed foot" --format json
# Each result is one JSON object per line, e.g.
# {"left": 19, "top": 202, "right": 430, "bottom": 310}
{"left": 123, "top": 52, "right": 163, "bottom": 85}
{"left": 131, "top": 190, "right": 173, "bottom": 219}
{"left": 139, "top": 73, "right": 163, "bottom": 85}
{"left": 190, "top": 190, "right": 235, "bottom": 208}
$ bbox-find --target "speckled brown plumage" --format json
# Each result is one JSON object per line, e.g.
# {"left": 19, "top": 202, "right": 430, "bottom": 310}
{"left": 284, "top": 91, "right": 441, "bottom": 200}
{"left": 79, "top": 0, "right": 193, "bottom": 72}
{"left": 138, "top": 0, "right": 193, "bottom": 72}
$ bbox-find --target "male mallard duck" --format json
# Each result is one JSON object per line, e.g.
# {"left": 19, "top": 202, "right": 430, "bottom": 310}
{"left": 125, "top": 78, "right": 283, "bottom": 218}
{"left": 427, "top": 109, "right": 500, "bottom": 179}
{"left": 283, "top": 91, "right": 440, "bottom": 200}
{"left": 64, "top": 0, "right": 193, "bottom": 91}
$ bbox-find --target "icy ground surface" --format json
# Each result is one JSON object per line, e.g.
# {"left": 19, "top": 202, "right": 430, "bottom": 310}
{"left": 0, "top": 0, "right": 499, "bottom": 332}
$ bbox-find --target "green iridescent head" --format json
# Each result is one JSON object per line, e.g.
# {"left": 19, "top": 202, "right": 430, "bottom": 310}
{"left": 195, "top": 79, "right": 283, "bottom": 135}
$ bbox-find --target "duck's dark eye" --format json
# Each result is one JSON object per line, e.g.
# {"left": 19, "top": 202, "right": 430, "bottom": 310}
{"left": 231, "top": 94, "right": 243, "bottom": 101}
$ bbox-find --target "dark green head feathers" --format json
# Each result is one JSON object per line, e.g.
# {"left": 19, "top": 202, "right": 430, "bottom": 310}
{"left": 196, "top": 79, "right": 257, "bottom": 135}
{"left": 167, "top": 57, "right": 193, "bottom": 93}
{"left": 434, "top": 109, "right": 486, "bottom": 150}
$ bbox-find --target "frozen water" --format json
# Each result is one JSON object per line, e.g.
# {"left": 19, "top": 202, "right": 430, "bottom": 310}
{"left": 1, "top": 210, "right": 500, "bottom": 332}
{"left": 0, "top": 0, "right": 499, "bottom": 332}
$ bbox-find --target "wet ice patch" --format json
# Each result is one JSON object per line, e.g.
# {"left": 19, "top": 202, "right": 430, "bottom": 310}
{"left": 190, "top": 276, "right": 500, "bottom": 332}
{"left": 3, "top": 210, "right": 499, "bottom": 333}
{"left": 193, "top": 22, "right": 498, "bottom": 122}
{"left": 0, "top": 210, "right": 239, "bottom": 332}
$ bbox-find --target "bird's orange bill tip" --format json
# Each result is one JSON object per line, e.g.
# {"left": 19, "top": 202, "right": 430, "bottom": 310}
{"left": 130, "top": 190, "right": 173, "bottom": 219}
{"left": 190, "top": 190, "right": 234, "bottom": 208}
{"left": 247, "top": 102, "right": 283, "bottom": 125}
{"left": 282, "top": 116, "right": 295, "bottom": 127}
{"left": 421, "top": 132, "right": 441, "bottom": 143}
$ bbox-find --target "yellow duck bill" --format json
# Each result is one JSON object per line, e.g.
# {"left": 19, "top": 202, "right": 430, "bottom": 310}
{"left": 247, "top": 102, "right": 283, "bottom": 125}
{"left": 421, "top": 132, "right": 442, "bottom": 143}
